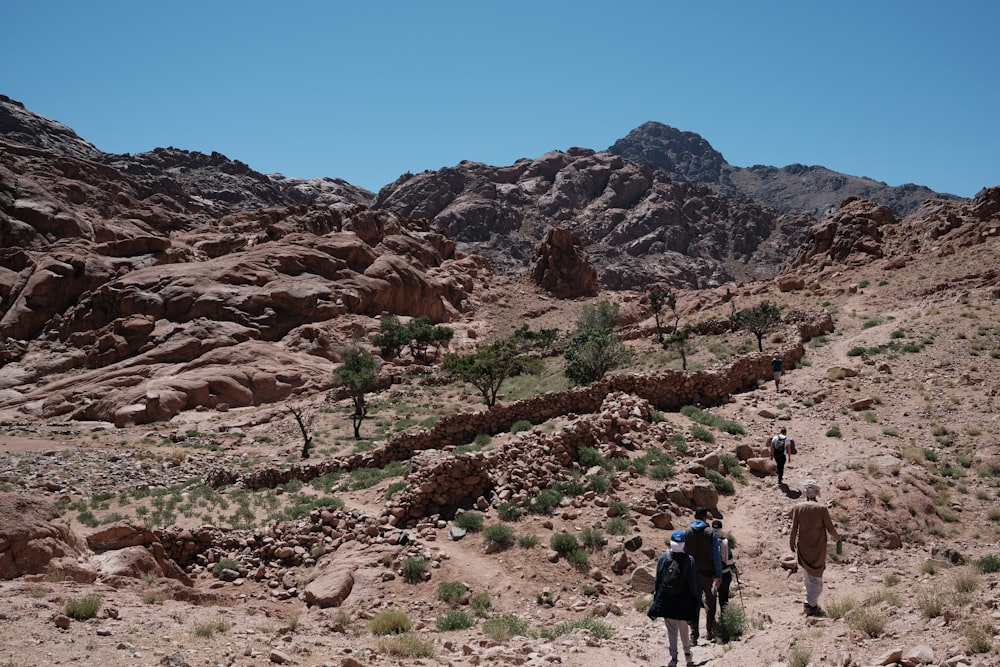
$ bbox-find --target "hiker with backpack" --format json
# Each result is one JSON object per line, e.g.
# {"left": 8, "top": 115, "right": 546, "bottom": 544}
{"left": 771, "top": 353, "right": 783, "bottom": 390}
{"left": 684, "top": 507, "right": 723, "bottom": 644}
{"left": 712, "top": 519, "right": 736, "bottom": 615}
{"left": 647, "top": 530, "right": 703, "bottom": 667}
{"left": 769, "top": 427, "right": 792, "bottom": 485}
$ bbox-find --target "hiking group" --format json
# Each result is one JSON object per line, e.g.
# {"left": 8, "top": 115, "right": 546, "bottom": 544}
{"left": 648, "top": 481, "right": 842, "bottom": 664}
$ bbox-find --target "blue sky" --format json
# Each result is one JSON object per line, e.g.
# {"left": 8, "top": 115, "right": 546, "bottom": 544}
{"left": 5, "top": 1, "right": 998, "bottom": 198}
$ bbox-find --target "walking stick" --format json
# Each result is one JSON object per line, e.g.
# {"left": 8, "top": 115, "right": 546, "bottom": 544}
{"left": 732, "top": 562, "right": 747, "bottom": 615}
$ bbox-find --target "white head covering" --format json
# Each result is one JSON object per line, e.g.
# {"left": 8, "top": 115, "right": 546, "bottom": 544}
{"left": 670, "top": 540, "right": 685, "bottom": 553}
{"left": 803, "top": 479, "right": 820, "bottom": 499}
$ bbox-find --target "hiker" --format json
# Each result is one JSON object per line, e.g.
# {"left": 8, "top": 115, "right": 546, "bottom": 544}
{"left": 789, "top": 479, "right": 843, "bottom": 617}
{"left": 771, "top": 353, "right": 783, "bottom": 390}
{"left": 769, "top": 427, "right": 791, "bottom": 485}
{"left": 712, "top": 519, "right": 736, "bottom": 615}
{"left": 647, "top": 530, "right": 703, "bottom": 667}
{"left": 684, "top": 507, "right": 722, "bottom": 644}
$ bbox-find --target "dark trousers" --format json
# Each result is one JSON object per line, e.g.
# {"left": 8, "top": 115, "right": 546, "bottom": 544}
{"left": 717, "top": 571, "right": 732, "bottom": 614}
{"left": 774, "top": 452, "right": 786, "bottom": 483}
{"left": 690, "top": 572, "right": 717, "bottom": 640}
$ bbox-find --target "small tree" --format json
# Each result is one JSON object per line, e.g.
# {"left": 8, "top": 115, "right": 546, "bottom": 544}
{"left": 731, "top": 301, "right": 782, "bottom": 352}
{"left": 443, "top": 325, "right": 546, "bottom": 408}
{"left": 665, "top": 324, "right": 693, "bottom": 370}
{"left": 648, "top": 286, "right": 677, "bottom": 343}
{"left": 333, "top": 345, "right": 378, "bottom": 438}
{"left": 371, "top": 315, "right": 408, "bottom": 360}
{"left": 405, "top": 316, "right": 454, "bottom": 362}
{"left": 287, "top": 405, "right": 315, "bottom": 459}
{"left": 563, "top": 300, "right": 631, "bottom": 385}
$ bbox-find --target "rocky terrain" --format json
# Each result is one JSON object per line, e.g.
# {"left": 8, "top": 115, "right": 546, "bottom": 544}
{"left": 608, "top": 121, "right": 964, "bottom": 217}
{"left": 2, "top": 94, "right": 1000, "bottom": 667}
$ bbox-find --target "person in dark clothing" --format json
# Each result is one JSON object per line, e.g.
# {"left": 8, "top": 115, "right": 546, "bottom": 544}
{"left": 712, "top": 519, "right": 736, "bottom": 616}
{"left": 684, "top": 507, "right": 722, "bottom": 644}
{"left": 769, "top": 426, "right": 791, "bottom": 485}
{"left": 771, "top": 353, "right": 783, "bottom": 390}
{"left": 648, "top": 530, "right": 703, "bottom": 667}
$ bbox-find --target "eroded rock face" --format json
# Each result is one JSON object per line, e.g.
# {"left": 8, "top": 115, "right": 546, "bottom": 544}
{"left": 0, "top": 493, "right": 91, "bottom": 580}
{"left": 530, "top": 228, "right": 599, "bottom": 298}
{"left": 375, "top": 148, "right": 810, "bottom": 289}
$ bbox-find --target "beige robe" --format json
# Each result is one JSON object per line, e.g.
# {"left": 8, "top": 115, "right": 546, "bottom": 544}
{"left": 789, "top": 500, "right": 841, "bottom": 577}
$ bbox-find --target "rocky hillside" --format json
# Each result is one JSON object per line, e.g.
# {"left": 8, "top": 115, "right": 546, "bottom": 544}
{"left": 374, "top": 149, "right": 815, "bottom": 289}
{"left": 609, "top": 121, "right": 965, "bottom": 217}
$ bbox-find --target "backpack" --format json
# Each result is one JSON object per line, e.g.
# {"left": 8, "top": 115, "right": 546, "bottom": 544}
{"left": 773, "top": 434, "right": 787, "bottom": 454}
{"left": 658, "top": 554, "right": 685, "bottom": 596}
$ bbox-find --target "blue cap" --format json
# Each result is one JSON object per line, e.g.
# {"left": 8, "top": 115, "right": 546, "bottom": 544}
{"left": 670, "top": 530, "right": 686, "bottom": 543}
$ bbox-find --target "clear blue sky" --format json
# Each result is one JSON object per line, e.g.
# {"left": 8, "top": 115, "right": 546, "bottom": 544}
{"left": 5, "top": 1, "right": 998, "bottom": 198}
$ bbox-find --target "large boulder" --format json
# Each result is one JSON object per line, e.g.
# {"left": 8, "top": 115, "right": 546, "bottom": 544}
{"left": 0, "top": 493, "right": 92, "bottom": 580}
{"left": 530, "top": 228, "right": 599, "bottom": 298}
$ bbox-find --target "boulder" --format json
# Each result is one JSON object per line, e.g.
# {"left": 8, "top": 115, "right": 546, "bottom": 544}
{"left": 629, "top": 560, "right": 657, "bottom": 593}
{"left": 303, "top": 567, "right": 355, "bottom": 608}
{"left": 747, "top": 457, "right": 777, "bottom": 476}
{"left": 0, "top": 493, "right": 91, "bottom": 580}
{"left": 530, "top": 228, "right": 599, "bottom": 298}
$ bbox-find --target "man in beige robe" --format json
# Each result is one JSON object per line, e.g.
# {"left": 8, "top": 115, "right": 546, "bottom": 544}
{"left": 789, "top": 479, "right": 842, "bottom": 616}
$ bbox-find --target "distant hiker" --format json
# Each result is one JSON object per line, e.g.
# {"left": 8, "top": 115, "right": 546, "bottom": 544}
{"left": 712, "top": 519, "right": 736, "bottom": 615}
{"left": 771, "top": 353, "right": 783, "bottom": 390}
{"left": 647, "top": 530, "right": 702, "bottom": 667}
{"left": 769, "top": 427, "right": 791, "bottom": 485}
{"left": 789, "top": 479, "right": 843, "bottom": 617}
{"left": 684, "top": 507, "right": 722, "bottom": 644}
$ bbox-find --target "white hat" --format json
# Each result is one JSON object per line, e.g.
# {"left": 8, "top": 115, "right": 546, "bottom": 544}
{"left": 803, "top": 479, "right": 820, "bottom": 499}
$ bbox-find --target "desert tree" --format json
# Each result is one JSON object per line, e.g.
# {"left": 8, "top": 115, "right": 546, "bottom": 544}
{"left": 563, "top": 300, "right": 632, "bottom": 385}
{"left": 648, "top": 286, "right": 678, "bottom": 343}
{"left": 286, "top": 405, "right": 315, "bottom": 459}
{"left": 371, "top": 315, "right": 454, "bottom": 362}
{"left": 665, "top": 324, "right": 694, "bottom": 370}
{"left": 731, "top": 300, "right": 782, "bottom": 352}
{"left": 442, "top": 325, "right": 549, "bottom": 408}
{"left": 333, "top": 344, "right": 379, "bottom": 439}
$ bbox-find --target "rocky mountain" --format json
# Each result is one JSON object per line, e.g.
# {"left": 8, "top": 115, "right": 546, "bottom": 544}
{"left": 609, "top": 121, "right": 965, "bottom": 217}
{"left": 374, "top": 149, "right": 815, "bottom": 290}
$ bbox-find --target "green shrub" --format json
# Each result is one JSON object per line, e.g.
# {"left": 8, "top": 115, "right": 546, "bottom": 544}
{"left": 706, "top": 470, "right": 734, "bottom": 495}
{"left": 518, "top": 533, "right": 539, "bottom": 549}
{"left": 846, "top": 346, "right": 866, "bottom": 356}
{"left": 788, "top": 642, "right": 812, "bottom": 667}
{"left": 539, "top": 617, "right": 614, "bottom": 640}
{"left": 64, "top": 593, "right": 101, "bottom": 620}
{"left": 141, "top": 590, "right": 168, "bottom": 605}
{"left": 550, "top": 533, "right": 580, "bottom": 555}
{"left": 454, "top": 511, "right": 484, "bottom": 532}
{"left": 964, "top": 622, "right": 994, "bottom": 654}
{"left": 482, "top": 613, "right": 532, "bottom": 642}
{"left": 680, "top": 405, "right": 746, "bottom": 435}
{"left": 975, "top": 554, "right": 1000, "bottom": 574}
{"left": 826, "top": 425, "right": 843, "bottom": 438}
{"left": 719, "top": 454, "right": 744, "bottom": 480}
{"left": 400, "top": 557, "right": 429, "bottom": 583}
{"left": 437, "top": 581, "right": 469, "bottom": 603}
{"left": 193, "top": 620, "right": 230, "bottom": 637}
{"left": 689, "top": 425, "right": 714, "bottom": 443}
{"left": 917, "top": 588, "right": 943, "bottom": 618}
{"left": 470, "top": 591, "right": 491, "bottom": 615}
{"left": 586, "top": 473, "right": 611, "bottom": 494}
{"left": 580, "top": 526, "right": 605, "bottom": 551}
{"left": 608, "top": 500, "right": 630, "bottom": 516}
{"left": 496, "top": 502, "right": 524, "bottom": 521}
{"left": 578, "top": 447, "right": 607, "bottom": 468}
{"left": 824, "top": 595, "right": 857, "bottom": 620}
{"left": 482, "top": 524, "right": 515, "bottom": 550}
{"left": 384, "top": 480, "right": 407, "bottom": 500}
{"left": 606, "top": 517, "right": 630, "bottom": 536}
{"left": 378, "top": 632, "right": 434, "bottom": 658}
{"left": 510, "top": 420, "right": 532, "bottom": 434}
{"left": 525, "top": 488, "right": 563, "bottom": 515}
{"left": 566, "top": 548, "right": 589, "bottom": 568}
{"left": 847, "top": 607, "right": 886, "bottom": 637}
{"left": 712, "top": 602, "right": 745, "bottom": 643}
{"left": 554, "top": 479, "right": 585, "bottom": 496}
{"left": 436, "top": 610, "right": 475, "bottom": 631}
{"left": 369, "top": 610, "right": 413, "bottom": 635}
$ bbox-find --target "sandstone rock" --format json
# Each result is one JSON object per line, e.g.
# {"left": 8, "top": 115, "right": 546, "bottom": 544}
{"left": 303, "top": 567, "right": 355, "bottom": 608}
{"left": 0, "top": 493, "right": 90, "bottom": 580}
{"left": 92, "top": 546, "right": 162, "bottom": 580}
{"left": 900, "top": 644, "right": 934, "bottom": 665}
{"left": 629, "top": 560, "right": 657, "bottom": 593}
{"left": 86, "top": 522, "right": 157, "bottom": 551}
{"left": 530, "top": 228, "right": 599, "bottom": 298}
{"left": 746, "top": 457, "right": 777, "bottom": 476}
